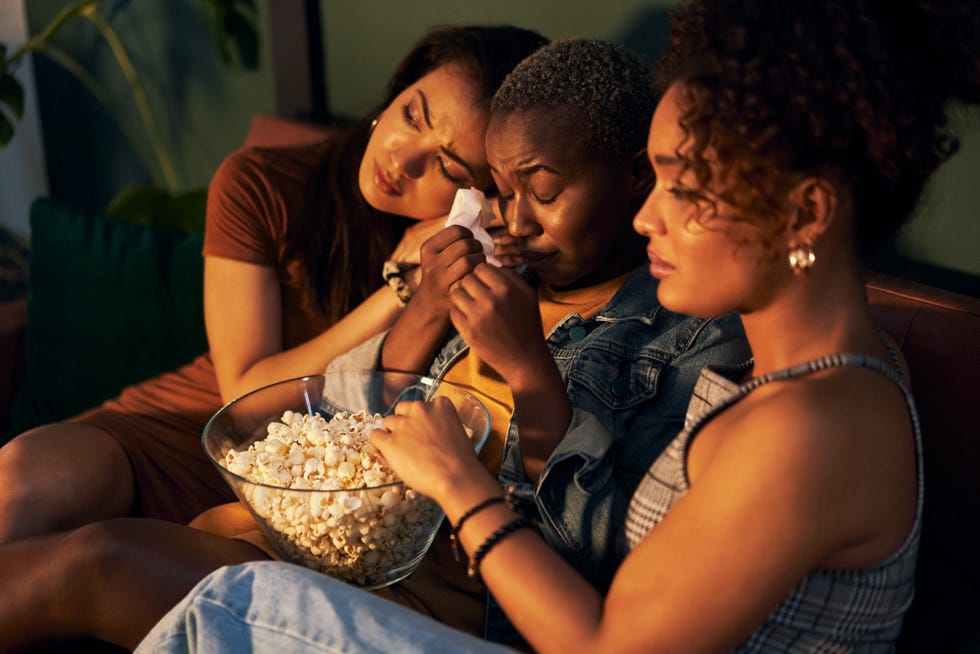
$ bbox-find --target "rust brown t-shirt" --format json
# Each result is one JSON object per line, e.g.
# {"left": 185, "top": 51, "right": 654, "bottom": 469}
{"left": 72, "top": 141, "right": 336, "bottom": 523}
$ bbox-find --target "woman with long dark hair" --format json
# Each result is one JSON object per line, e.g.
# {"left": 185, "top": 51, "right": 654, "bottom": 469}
{"left": 0, "top": 24, "right": 546, "bottom": 651}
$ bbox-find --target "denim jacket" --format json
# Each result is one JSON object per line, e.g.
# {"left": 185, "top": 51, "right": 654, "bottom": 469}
{"left": 327, "top": 266, "right": 750, "bottom": 642}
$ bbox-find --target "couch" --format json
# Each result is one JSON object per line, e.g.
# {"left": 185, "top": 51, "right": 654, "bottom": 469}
{"left": 0, "top": 114, "right": 977, "bottom": 651}
{"left": 0, "top": 113, "right": 334, "bottom": 439}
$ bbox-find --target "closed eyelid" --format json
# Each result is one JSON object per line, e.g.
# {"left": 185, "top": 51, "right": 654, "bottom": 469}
{"left": 441, "top": 148, "right": 476, "bottom": 181}
{"left": 417, "top": 90, "right": 432, "bottom": 129}
{"left": 413, "top": 89, "right": 477, "bottom": 181}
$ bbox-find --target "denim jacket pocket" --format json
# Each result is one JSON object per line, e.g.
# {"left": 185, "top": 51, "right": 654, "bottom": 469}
{"left": 563, "top": 341, "right": 665, "bottom": 428}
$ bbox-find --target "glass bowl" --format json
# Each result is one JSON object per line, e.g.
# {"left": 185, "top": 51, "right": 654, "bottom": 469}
{"left": 202, "top": 370, "right": 491, "bottom": 589}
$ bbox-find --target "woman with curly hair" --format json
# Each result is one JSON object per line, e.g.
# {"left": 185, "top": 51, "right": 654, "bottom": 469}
{"left": 137, "top": 1, "right": 978, "bottom": 652}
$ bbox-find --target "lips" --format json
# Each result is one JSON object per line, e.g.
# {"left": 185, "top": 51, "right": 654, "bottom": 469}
{"left": 520, "top": 249, "right": 559, "bottom": 267}
{"left": 646, "top": 250, "right": 676, "bottom": 278}
{"left": 373, "top": 163, "right": 402, "bottom": 196}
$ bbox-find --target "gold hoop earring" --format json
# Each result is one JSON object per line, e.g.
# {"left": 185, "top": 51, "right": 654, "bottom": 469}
{"left": 787, "top": 242, "right": 816, "bottom": 276}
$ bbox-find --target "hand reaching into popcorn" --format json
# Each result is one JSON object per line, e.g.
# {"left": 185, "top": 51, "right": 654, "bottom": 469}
{"left": 372, "top": 397, "right": 487, "bottom": 504}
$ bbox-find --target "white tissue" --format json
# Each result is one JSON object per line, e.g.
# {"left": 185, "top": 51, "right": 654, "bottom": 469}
{"left": 444, "top": 188, "right": 502, "bottom": 267}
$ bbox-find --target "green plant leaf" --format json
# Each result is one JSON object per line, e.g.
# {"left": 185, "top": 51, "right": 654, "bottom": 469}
{"left": 200, "top": 0, "right": 259, "bottom": 70}
{"left": 225, "top": 8, "right": 259, "bottom": 69}
{"left": 0, "top": 75, "right": 17, "bottom": 145}
{"left": 0, "top": 110, "right": 13, "bottom": 148}
{"left": 0, "top": 72, "right": 25, "bottom": 119}
{"left": 106, "top": 185, "right": 207, "bottom": 233}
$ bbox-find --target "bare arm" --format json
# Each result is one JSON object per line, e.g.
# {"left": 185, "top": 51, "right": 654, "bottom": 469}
{"left": 373, "top": 381, "right": 916, "bottom": 654}
{"left": 205, "top": 256, "right": 405, "bottom": 404}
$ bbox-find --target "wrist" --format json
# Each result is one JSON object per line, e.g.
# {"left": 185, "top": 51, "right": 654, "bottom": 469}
{"left": 382, "top": 261, "right": 413, "bottom": 306}
{"left": 436, "top": 467, "right": 505, "bottom": 524}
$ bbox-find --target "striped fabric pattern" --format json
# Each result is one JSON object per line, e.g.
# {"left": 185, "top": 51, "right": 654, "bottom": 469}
{"left": 625, "top": 351, "right": 923, "bottom": 653}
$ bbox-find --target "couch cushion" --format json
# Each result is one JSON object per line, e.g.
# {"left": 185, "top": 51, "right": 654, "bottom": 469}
{"left": 5, "top": 198, "right": 208, "bottom": 438}
{"left": 866, "top": 272, "right": 980, "bottom": 652}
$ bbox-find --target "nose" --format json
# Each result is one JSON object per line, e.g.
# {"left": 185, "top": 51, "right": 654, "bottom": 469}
{"left": 506, "top": 195, "right": 541, "bottom": 238}
{"left": 633, "top": 191, "right": 665, "bottom": 237}
{"left": 390, "top": 141, "right": 428, "bottom": 179}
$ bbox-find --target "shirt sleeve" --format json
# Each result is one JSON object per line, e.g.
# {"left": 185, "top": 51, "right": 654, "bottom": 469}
{"left": 325, "top": 331, "right": 388, "bottom": 374}
{"left": 203, "top": 147, "right": 282, "bottom": 266}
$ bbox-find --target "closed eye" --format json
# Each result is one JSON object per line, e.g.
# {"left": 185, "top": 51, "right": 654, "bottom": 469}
{"left": 402, "top": 103, "right": 419, "bottom": 131}
{"left": 437, "top": 158, "right": 464, "bottom": 184}
{"left": 667, "top": 185, "right": 697, "bottom": 200}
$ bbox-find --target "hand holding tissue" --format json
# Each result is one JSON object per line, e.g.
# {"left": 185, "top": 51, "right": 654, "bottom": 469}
{"left": 443, "top": 188, "right": 502, "bottom": 267}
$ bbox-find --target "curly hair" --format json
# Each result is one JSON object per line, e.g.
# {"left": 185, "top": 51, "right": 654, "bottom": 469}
{"left": 492, "top": 38, "right": 657, "bottom": 162}
{"left": 658, "top": 0, "right": 980, "bottom": 256}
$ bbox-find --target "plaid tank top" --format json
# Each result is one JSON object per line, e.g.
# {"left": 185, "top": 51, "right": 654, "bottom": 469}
{"left": 625, "top": 350, "right": 923, "bottom": 653}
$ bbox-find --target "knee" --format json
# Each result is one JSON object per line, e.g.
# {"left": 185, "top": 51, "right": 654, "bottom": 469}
{"left": 0, "top": 435, "right": 49, "bottom": 538}
{"left": 0, "top": 425, "right": 135, "bottom": 540}
{"left": 62, "top": 520, "right": 150, "bottom": 591}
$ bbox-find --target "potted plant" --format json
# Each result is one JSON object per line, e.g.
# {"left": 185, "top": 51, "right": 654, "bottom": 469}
{"left": 0, "top": 0, "right": 259, "bottom": 232}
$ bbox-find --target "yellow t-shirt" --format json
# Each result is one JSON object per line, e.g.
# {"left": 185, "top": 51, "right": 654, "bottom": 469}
{"left": 442, "top": 271, "right": 631, "bottom": 474}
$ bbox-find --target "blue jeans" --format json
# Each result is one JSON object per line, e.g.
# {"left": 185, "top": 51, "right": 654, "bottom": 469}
{"left": 136, "top": 562, "right": 519, "bottom": 654}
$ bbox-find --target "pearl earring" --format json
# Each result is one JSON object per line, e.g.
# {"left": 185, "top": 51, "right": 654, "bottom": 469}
{"left": 787, "top": 242, "right": 816, "bottom": 276}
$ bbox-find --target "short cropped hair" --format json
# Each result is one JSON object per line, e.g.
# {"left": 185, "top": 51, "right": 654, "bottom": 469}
{"left": 492, "top": 38, "right": 656, "bottom": 161}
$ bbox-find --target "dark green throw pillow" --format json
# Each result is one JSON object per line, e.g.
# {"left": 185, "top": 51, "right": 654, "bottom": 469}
{"left": 7, "top": 198, "right": 208, "bottom": 436}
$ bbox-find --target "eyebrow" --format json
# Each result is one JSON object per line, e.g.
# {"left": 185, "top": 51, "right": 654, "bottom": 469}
{"left": 489, "top": 162, "right": 560, "bottom": 179}
{"left": 417, "top": 89, "right": 477, "bottom": 180}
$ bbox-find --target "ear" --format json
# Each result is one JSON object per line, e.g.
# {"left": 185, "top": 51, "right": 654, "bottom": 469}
{"left": 787, "top": 177, "right": 838, "bottom": 245}
{"left": 626, "top": 148, "right": 655, "bottom": 198}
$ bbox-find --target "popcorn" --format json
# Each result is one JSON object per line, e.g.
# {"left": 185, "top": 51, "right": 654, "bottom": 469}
{"left": 221, "top": 410, "right": 441, "bottom": 587}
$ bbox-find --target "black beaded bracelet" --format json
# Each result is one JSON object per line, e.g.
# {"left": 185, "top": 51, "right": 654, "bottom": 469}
{"left": 467, "top": 516, "right": 533, "bottom": 580}
{"left": 449, "top": 493, "right": 517, "bottom": 562}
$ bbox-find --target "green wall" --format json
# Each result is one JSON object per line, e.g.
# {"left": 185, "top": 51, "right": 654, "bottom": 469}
{"left": 321, "top": 1, "right": 674, "bottom": 120}
{"left": 18, "top": 0, "right": 980, "bottom": 292}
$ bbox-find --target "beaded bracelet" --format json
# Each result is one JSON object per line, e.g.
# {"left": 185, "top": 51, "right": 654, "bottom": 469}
{"left": 449, "top": 492, "right": 517, "bottom": 562}
{"left": 382, "top": 260, "right": 412, "bottom": 306}
{"left": 467, "top": 516, "right": 534, "bottom": 580}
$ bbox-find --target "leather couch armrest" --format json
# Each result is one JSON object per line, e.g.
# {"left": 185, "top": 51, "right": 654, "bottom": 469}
{"left": 0, "top": 298, "right": 27, "bottom": 427}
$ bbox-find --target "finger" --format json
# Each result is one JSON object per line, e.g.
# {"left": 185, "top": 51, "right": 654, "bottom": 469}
{"left": 449, "top": 305, "right": 467, "bottom": 334}
{"left": 391, "top": 400, "right": 421, "bottom": 416}
{"left": 440, "top": 237, "right": 486, "bottom": 262}
{"left": 426, "top": 225, "right": 474, "bottom": 253}
{"left": 449, "top": 281, "right": 474, "bottom": 311}
{"left": 485, "top": 200, "right": 506, "bottom": 228}
{"left": 444, "top": 252, "right": 491, "bottom": 288}
{"left": 470, "top": 262, "right": 512, "bottom": 292}
{"left": 495, "top": 254, "right": 525, "bottom": 268}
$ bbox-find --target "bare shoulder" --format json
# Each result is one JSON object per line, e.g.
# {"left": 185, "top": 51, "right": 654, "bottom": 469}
{"left": 692, "top": 364, "right": 917, "bottom": 565}
{"left": 715, "top": 364, "right": 910, "bottom": 455}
